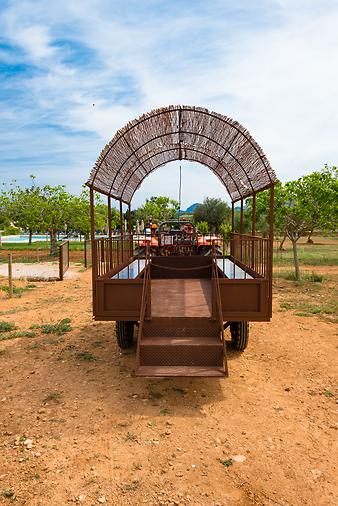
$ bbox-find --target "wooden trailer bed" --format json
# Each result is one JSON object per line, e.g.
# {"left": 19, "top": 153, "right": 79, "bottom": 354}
{"left": 92, "top": 248, "right": 271, "bottom": 323}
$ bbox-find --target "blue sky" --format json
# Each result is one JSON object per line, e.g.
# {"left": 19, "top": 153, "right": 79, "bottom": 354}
{"left": 0, "top": 0, "right": 337, "bottom": 208}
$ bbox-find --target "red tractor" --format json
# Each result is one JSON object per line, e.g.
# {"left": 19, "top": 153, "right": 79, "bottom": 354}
{"left": 135, "top": 220, "right": 223, "bottom": 256}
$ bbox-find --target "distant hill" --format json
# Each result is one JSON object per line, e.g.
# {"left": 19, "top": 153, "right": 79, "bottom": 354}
{"left": 185, "top": 202, "right": 201, "bottom": 213}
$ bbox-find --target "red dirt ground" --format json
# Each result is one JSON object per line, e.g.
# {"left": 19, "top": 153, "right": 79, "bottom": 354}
{"left": 0, "top": 268, "right": 337, "bottom": 505}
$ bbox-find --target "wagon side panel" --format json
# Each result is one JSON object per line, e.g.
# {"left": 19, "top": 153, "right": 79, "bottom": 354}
{"left": 219, "top": 279, "right": 270, "bottom": 321}
{"left": 94, "top": 279, "right": 143, "bottom": 320}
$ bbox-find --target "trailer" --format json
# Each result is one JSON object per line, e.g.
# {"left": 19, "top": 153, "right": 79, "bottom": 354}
{"left": 86, "top": 105, "right": 278, "bottom": 377}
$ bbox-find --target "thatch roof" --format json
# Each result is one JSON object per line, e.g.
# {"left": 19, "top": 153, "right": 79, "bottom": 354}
{"left": 87, "top": 105, "right": 277, "bottom": 203}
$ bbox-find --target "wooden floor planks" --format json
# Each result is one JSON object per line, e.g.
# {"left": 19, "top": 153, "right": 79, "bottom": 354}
{"left": 150, "top": 279, "right": 212, "bottom": 318}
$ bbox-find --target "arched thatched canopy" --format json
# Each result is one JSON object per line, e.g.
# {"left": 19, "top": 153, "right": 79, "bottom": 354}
{"left": 87, "top": 105, "right": 277, "bottom": 203}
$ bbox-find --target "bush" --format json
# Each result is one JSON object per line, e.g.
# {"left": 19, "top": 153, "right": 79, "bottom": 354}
{"left": 196, "top": 221, "right": 209, "bottom": 235}
{"left": 0, "top": 321, "right": 16, "bottom": 332}
{"left": 3, "top": 225, "right": 21, "bottom": 236}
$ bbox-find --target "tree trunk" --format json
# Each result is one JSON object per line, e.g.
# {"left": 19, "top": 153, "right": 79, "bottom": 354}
{"left": 291, "top": 239, "right": 301, "bottom": 281}
{"left": 279, "top": 232, "right": 287, "bottom": 251}
{"left": 306, "top": 227, "right": 314, "bottom": 244}
{"left": 50, "top": 230, "right": 58, "bottom": 256}
{"left": 28, "top": 229, "right": 33, "bottom": 245}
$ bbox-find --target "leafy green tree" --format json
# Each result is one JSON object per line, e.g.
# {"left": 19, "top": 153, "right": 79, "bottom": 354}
{"left": 195, "top": 221, "right": 209, "bottom": 235}
{"left": 39, "top": 185, "right": 73, "bottom": 256}
{"left": 193, "top": 197, "right": 230, "bottom": 232}
{"left": 253, "top": 182, "right": 311, "bottom": 281}
{"left": 0, "top": 188, "right": 11, "bottom": 231}
{"left": 245, "top": 193, "right": 273, "bottom": 239}
{"left": 296, "top": 165, "right": 338, "bottom": 243}
{"left": 1, "top": 175, "right": 44, "bottom": 243}
{"left": 134, "top": 196, "right": 179, "bottom": 224}
{"left": 219, "top": 222, "right": 232, "bottom": 252}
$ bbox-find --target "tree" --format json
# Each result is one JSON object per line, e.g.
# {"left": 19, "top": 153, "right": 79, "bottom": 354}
{"left": 253, "top": 182, "right": 311, "bottom": 281}
{"left": 2, "top": 176, "right": 44, "bottom": 243}
{"left": 193, "top": 197, "right": 230, "bottom": 232}
{"left": 0, "top": 187, "right": 11, "bottom": 230}
{"left": 275, "top": 181, "right": 310, "bottom": 281}
{"left": 39, "top": 185, "right": 72, "bottom": 256}
{"left": 195, "top": 221, "right": 209, "bottom": 235}
{"left": 134, "top": 196, "right": 179, "bottom": 224}
{"left": 296, "top": 165, "right": 338, "bottom": 243}
{"left": 68, "top": 188, "right": 120, "bottom": 239}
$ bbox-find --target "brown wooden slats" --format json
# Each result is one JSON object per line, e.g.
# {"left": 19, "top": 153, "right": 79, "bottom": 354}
{"left": 86, "top": 105, "right": 278, "bottom": 202}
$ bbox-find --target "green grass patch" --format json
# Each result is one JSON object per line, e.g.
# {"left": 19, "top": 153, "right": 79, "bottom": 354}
{"left": 0, "top": 284, "right": 36, "bottom": 296}
{"left": 219, "top": 458, "right": 233, "bottom": 467}
{"left": 0, "top": 241, "right": 50, "bottom": 251}
{"left": 42, "top": 391, "right": 62, "bottom": 404}
{"left": 31, "top": 318, "right": 72, "bottom": 335}
{"left": 0, "top": 240, "right": 85, "bottom": 251}
{"left": 125, "top": 431, "right": 137, "bottom": 442}
{"left": 0, "top": 330, "right": 37, "bottom": 340}
{"left": 274, "top": 271, "right": 324, "bottom": 282}
{"left": 0, "top": 334, "right": 16, "bottom": 342}
{"left": 280, "top": 300, "right": 337, "bottom": 318}
{"left": 2, "top": 488, "right": 15, "bottom": 499}
{"left": 91, "top": 341, "right": 104, "bottom": 348}
{"left": 0, "top": 321, "right": 16, "bottom": 332}
{"left": 274, "top": 243, "right": 338, "bottom": 267}
{"left": 26, "top": 343, "right": 44, "bottom": 350}
{"left": 323, "top": 389, "right": 334, "bottom": 398}
{"left": 7, "top": 331, "right": 36, "bottom": 338}
{"left": 75, "top": 351, "right": 96, "bottom": 361}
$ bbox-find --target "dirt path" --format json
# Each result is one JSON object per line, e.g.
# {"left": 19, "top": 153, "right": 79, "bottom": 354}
{"left": 0, "top": 263, "right": 81, "bottom": 281}
{"left": 0, "top": 270, "right": 337, "bottom": 505}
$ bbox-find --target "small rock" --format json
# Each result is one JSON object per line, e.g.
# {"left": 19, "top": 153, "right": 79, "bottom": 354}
{"left": 97, "top": 497, "right": 106, "bottom": 503}
{"left": 311, "top": 469, "right": 322, "bottom": 479}
{"left": 78, "top": 494, "right": 86, "bottom": 502}
{"left": 232, "top": 454, "right": 246, "bottom": 463}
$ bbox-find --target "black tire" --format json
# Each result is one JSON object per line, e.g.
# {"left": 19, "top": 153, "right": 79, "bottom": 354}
{"left": 230, "top": 321, "right": 249, "bottom": 351}
{"left": 198, "top": 246, "right": 212, "bottom": 256}
{"left": 116, "top": 321, "right": 134, "bottom": 349}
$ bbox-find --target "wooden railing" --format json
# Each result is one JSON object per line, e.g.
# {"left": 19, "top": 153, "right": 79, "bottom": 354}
{"left": 59, "top": 240, "right": 69, "bottom": 281}
{"left": 92, "top": 237, "right": 134, "bottom": 278}
{"left": 230, "top": 233, "right": 269, "bottom": 278}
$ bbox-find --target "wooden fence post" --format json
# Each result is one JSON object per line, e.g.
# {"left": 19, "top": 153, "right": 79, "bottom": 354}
{"left": 84, "top": 239, "right": 87, "bottom": 268}
{"left": 8, "top": 253, "right": 13, "bottom": 298}
{"left": 59, "top": 243, "right": 63, "bottom": 281}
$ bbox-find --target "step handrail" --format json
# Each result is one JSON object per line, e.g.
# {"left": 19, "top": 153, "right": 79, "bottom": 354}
{"left": 136, "top": 246, "right": 151, "bottom": 368}
{"left": 211, "top": 244, "right": 227, "bottom": 374}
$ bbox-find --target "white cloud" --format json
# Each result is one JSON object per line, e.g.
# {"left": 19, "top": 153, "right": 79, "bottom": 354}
{"left": 14, "top": 25, "right": 56, "bottom": 60}
{"left": 0, "top": 0, "right": 337, "bottom": 205}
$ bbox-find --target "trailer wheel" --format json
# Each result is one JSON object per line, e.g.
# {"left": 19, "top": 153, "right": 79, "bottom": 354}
{"left": 230, "top": 321, "right": 249, "bottom": 351}
{"left": 116, "top": 321, "right": 134, "bottom": 349}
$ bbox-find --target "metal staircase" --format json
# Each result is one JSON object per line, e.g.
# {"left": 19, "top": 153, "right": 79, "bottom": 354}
{"left": 135, "top": 256, "right": 228, "bottom": 377}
